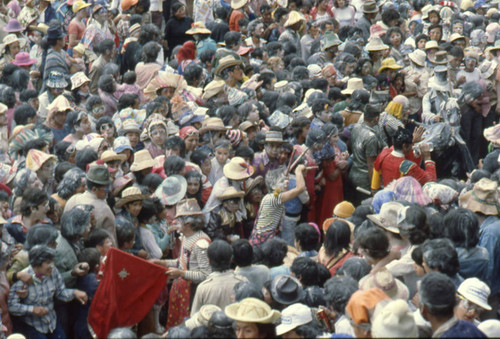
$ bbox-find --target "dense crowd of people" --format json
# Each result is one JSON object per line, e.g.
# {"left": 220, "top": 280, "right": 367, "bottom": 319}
{"left": 0, "top": 0, "right": 498, "bottom": 337}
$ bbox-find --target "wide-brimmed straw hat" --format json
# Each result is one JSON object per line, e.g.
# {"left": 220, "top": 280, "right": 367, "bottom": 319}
{"left": 231, "top": 0, "right": 248, "bottom": 9}
{"left": 12, "top": 52, "right": 37, "bottom": 67}
{"left": 425, "top": 40, "right": 439, "bottom": 50}
{"left": 154, "top": 175, "right": 187, "bottom": 206}
{"left": 199, "top": 117, "right": 228, "bottom": 133}
{"left": 100, "top": 150, "right": 127, "bottom": 164}
{"left": 223, "top": 157, "right": 255, "bottom": 181}
{"left": 202, "top": 79, "right": 226, "bottom": 100}
{"left": 341, "top": 78, "right": 364, "bottom": 95}
{"left": 186, "top": 22, "right": 211, "bottom": 35}
{"left": 367, "top": 201, "right": 405, "bottom": 234}
{"left": 115, "top": 186, "right": 149, "bottom": 208}
{"left": 284, "top": 11, "right": 305, "bottom": 27}
{"left": 245, "top": 176, "right": 264, "bottom": 195}
{"left": 48, "top": 95, "right": 72, "bottom": 113}
{"left": 26, "top": 149, "right": 55, "bottom": 172}
{"left": 217, "top": 186, "right": 245, "bottom": 201}
{"left": 215, "top": 55, "right": 244, "bottom": 76}
{"left": 378, "top": 58, "right": 403, "bottom": 73}
{"left": 71, "top": 71, "right": 90, "bottom": 90}
{"left": 408, "top": 49, "right": 426, "bottom": 67}
{"left": 118, "top": 119, "right": 141, "bottom": 135}
{"left": 459, "top": 178, "right": 499, "bottom": 216}
{"left": 429, "top": 50, "right": 453, "bottom": 65}
{"left": 359, "top": 269, "right": 409, "bottom": 300}
{"left": 175, "top": 198, "right": 203, "bottom": 218}
{"left": 365, "top": 37, "right": 389, "bottom": 52}
{"left": 130, "top": 150, "right": 156, "bottom": 172}
{"left": 225, "top": 298, "right": 281, "bottom": 324}
{"left": 449, "top": 32, "right": 466, "bottom": 43}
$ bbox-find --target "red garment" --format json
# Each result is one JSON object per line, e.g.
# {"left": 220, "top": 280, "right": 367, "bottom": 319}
{"left": 88, "top": 248, "right": 168, "bottom": 338}
{"left": 229, "top": 10, "right": 244, "bottom": 31}
{"left": 318, "top": 248, "right": 355, "bottom": 277}
{"left": 318, "top": 160, "right": 343, "bottom": 227}
{"left": 176, "top": 41, "right": 196, "bottom": 62}
{"left": 310, "top": 6, "right": 334, "bottom": 19}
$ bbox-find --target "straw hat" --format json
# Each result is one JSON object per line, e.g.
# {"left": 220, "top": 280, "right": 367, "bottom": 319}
{"left": 225, "top": 298, "right": 281, "bottom": 324}
{"left": 408, "top": 49, "right": 426, "bottom": 67}
{"left": 48, "top": 95, "right": 72, "bottom": 113}
{"left": 359, "top": 269, "right": 409, "bottom": 300}
{"left": 118, "top": 119, "right": 141, "bottom": 135}
{"left": 480, "top": 59, "right": 498, "bottom": 79}
{"left": 154, "top": 175, "right": 187, "bottom": 206}
{"left": 378, "top": 58, "right": 403, "bottom": 73}
{"left": 202, "top": 79, "right": 226, "bottom": 100}
{"left": 112, "top": 175, "right": 135, "bottom": 197}
{"left": 217, "top": 186, "right": 245, "bottom": 201}
{"left": 115, "top": 186, "right": 149, "bottom": 208}
{"left": 231, "top": 0, "right": 248, "bottom": 9}
{"left": 199, "top": 117, "right": 228, "bottom": 133}
{"left": 2, "top": 34, "right": 19, "bottom": 47}
{"left": 449, "top": 32, "right": 465, "bottom": 43}
{"left": 186, "top": 21, "right": 211, "bottom": 35}
{"left": 26, "top": 149, "right": 55, "bottom": 172}
{"left": 365, "top": 37, "right": 389, "bottom": 51}
{"left": 429, "top": 50, "right": 453, "bottom": 65}
{"left": 223, "top": 157, "right": 255, "bottom": 181}
{"left": 284, "top": 11, "right": 305, "bottom": 27}
{"left": 484, "top": 124, "right": 500, "bottom": 146}
{"left": 175, "top": 198, "right": 203, "bottom": 218}
{"left": 238, "top": 120, "right": 258, "bottom": 132}
{"left": 425, "top": 40, "right": 439, "bottom": 50}
{"left": 322, "top": 32, "right": 342, "bottom": 50}
{"left": 362, "top": 0, "right": 378, "bottom": 13}
{"left": 72, "top": 0, "right": 91, "bottom": 12}
{"left": 245, "top": 176, "right": 264, "bottom": 196}
{"left": 130, "top": 150, "right": 156, "bottom": 172}
{"left": 29, "top": 23, "right": 49, "bottom": 34}
{"left": 100, "top": 150, "right": 127, "bottom": 164}
{"left": 71, "top": 72, "right": 90, "bottom": 90}
{"left": 341, "top": 78, "right": 364, "bottom": 95}
{"left": 73, "top": 43, "right": 85, "bottom": 55}
{"left": 459, "top": 178, "right": 499, "bottom": 216}
{"left": 367, "top": 201, "right": 405, "bottom": 234}
{"left": 215, "top": 55, "right": 244, "bottom": 76}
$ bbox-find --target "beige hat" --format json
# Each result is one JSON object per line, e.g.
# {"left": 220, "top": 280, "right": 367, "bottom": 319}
{"left": 425, "top": 40, "right": 439, "bottom": 50}
{"left": 284, "top": 11, "right": 305, "bottom": 27}
{"left": 130, "top": 150, "right": 156, "bottom": 172}
{"left": 202, "top": 79, "right": 226, "bottom": 100}
{"left": 26, "top": 149, "right": 56, "bottom": 172}
{"left": 175, "top": 198, "right": 203, "bottom": 218}
{"left": 359, "top": 269, "right": 409, "bottom": 300}
{"left": 71, "top": 72, "right": 90, "bottom": 90}
{"left": 223, "top": 157, "right": 255, "bottom": 181}
{"left": 217, "top": 186, "right": 245, "bottom": 200}
{"left": 0, "top": 103, "right": 7, "bottom": 115}
{"left": 458, "top": 278, "right": 492, "bottom": 311}
{"left": 225, "top": 298, "right": 281, "bottom": 324}
{"left": 215, "top": 55, "right": 244, "bottom": 76}
{"left": 245, "top": 176, "right": 264, "bottom": 196}
{"left": 115, "top": 186, "right": 149, "bottom": 208}
{"left": 459, "top": 178, "right": 499, "bottom": 216}
{"left": 365, "top": 37, "right": 390, "bottom": 52}
{"left": 408, "top": 49, "right": 426, "bottom": 67}
{"left": 2, "top": 34, "right": 19, "bottom": 46}
{"left": 429, "top": 50, "right": 453, "bottom": 65}
{"left": 73, "top": 43, "right": 86, "bottom": 56}
{"left": 239, "top": 120, "right": 258, "bottom": 132}
{"left": 100, "top": 150, "right": 127, "bottom": 164}
{"left": 186, "top": 21, "right": 211, "bottom": 35}
{"left": 449, "top": 32, "right": 466, "bottom": 43}
{"left": 231, "top": 0, "right": 248, "bottom": 9}
{"left": 341, "top": 78, "right": 364, "bottom": 95}
{"left": 199, "top": 117, "right": 228, "bottom": 133}
{"left": 48, "top": 95, "right": 72, "bottom": 114}
{"left": 371, "top": 299, "right": 418, "bottom": 338}
{"left": 367, "top": 201, "right": 405, "bottom": 234}
{"left": 185, "top": 305, "right": 221, "bottom": 329}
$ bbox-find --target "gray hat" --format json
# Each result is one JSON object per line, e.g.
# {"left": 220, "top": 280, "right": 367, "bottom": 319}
{"left": 271, "top": 275, "right": 305, "bottom": 305}
{"left": 86, "top": 165, "right": 111, "bottom": 186}
{"left": 154, "top": 175, "right": 187, "bottom": 206}
{"left": 46, "top": 71, "right": 68, "bottom": 89}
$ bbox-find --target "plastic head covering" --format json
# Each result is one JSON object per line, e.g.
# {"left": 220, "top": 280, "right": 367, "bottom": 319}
{"left": 386, "top": 177, "right": 431, "bottom": 206}
{"left": 422, "top": 182, "right": 458, "bottom": 207}
{"left": 372, "top": 190, "right": 396, "bottom": 213}
{"left": 13, "top": 168, "right": 39, "bottom": 196}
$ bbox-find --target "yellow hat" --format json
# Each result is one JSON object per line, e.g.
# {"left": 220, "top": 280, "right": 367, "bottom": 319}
{"left": 378, "top": 58, "right": 403, "bottom": 73}
{"left": 73, "top": 43, "right": 85, "bottom": 55}
{"left": 385, "top": 101, "right": 403, "bottom": 119}
{"left": 284, "top": 10, "right": 305, "bottom": 27}
{"left": 72, "top": 0, "right": 91, "bottom": 12}
{"left": 26, "top": 149, "right": 56, "bottom": 172}
{"left": 333, "top": 201, "right": 355, "bottom": 218}
{"left": 202, "top": 79, "right": 226, "bottom": 100}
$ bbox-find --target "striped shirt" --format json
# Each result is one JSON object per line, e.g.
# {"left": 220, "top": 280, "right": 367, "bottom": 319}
{"left": 8, "top": 266, "right": 74, "bottom": 334}
{"left": 254, "top": 193, "right": 285, "bottom": 234}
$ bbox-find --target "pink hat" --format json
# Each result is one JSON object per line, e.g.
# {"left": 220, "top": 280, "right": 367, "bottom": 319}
{"left": 3, "top": 19, "right": 24, "bottom": 33}
{"left": 179, "top": 126, "right": 198, "bottom": 139}
{"left": 12, "top": 52, "right": 37, "bottom": 67}
{"left": 370, "top": 25, "right": 386, "bottom": 37}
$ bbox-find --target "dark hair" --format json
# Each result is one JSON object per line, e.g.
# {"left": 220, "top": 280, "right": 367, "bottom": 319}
{"left": 291, "top": 257, "right": 320, "bottom": 287}
{"left": 262, "top": 238, "right": 288, "bottom": 268}
{"left": 231, "top": 239, "right": 253, "bottom": 267}
{"left": 255, "top": 323, "right": 276, "bottom": 339}
{"left": 356, "top": 227, "right": 389, "bottom": 259}
{"left": 324, "top": 220, "right": 351, "bottom": 257}
{"left": 422, "top": 238, "right": 460, "bottom": 277}
{"left": 141, "top": 41, "right": 161, "bottom": 63}
{"left": 118, "top": 93, "right": 139, "bottom": 111}
{"left": 13, "top": 104, "right": 36, "bottom": 125}
{"left": 20, "top": 188, "right": 48, "bottom": 217}
{"left": 75, "top": 148, "right": 98, "bottom": 171}
{"left": 29, "top": 245, "right": 56, "bottom": 268}
{"left": 191, "top": 148, "right": 211, "bottom": 167}
{"left": 336, "top": 257, "right": 371, "bottom": 281}
{"left": 116, "top": 221, "right": 136, "bottom": 248}
{"left": 295, "top": 223, "right": 319, "bottom": 252}
{"left": 25, "top": 224, "right": 59, "bottom": 250}
{"left": 85, "top": 228, "right": 112, "bottom": 248}
{"left": 207, "top": 240, "right": 233, "bottom": 272}
{"left": 79, "top": 247, "right": 101, "bottom": 271}
{"left": 403, "top": 205, "right": 429, "bottom": 245}
{"left": 381, "top": 8, "right": 400, "bottom": 25}
{"left": 183, "top": 64, "right": 203, "bottom": 86}
{"left": 163, "top": 155, "right": 185, "bottom": 176}
{"left": 449, "top": 46, "right": 464, "bottom": 60}
{"left": 419, "top": 272, "right": 456, "bottom": 318}
{"left": 200, "top": 49, "right": 215, "bottom": 64}
{"left": 165, "top": 136, "right": 186, "bottom": 158}
{"left": 98, "top": 39, "right": 115, "bottom": 55}
{"left": 61, "top": 208, "right": 91, "bottom": 241}
{"left": 142, "top": 173, "right": 163, "bottom": 193}
{"left": 217, "top": 105, "right": 238, "bottom": 127}
{"left": 19, "top": 89, "right": 38, "bottom": 103}
{"left": 324, "top": 275, "right": 359, "bottom": 314}
{"left": 86, "top": 95, "right": 103, "bottom": 112}
{"left": 235, "top": 146, "right": 255, "bottom": 162}
{"left": 393, "top": 128, "right": 413, "bottom": 151}
{"left": 98, "top": 74, "right": 115, "bottom": 93}
{"left": 123, "top": 71, "right": 137, "bottom": 85}
{"left": 411, "top": 245, "right": 423, "bottom": 266}
{"left": 294, "top": 322, "right": 323, "bottom": 338}
{"left": 233, "top": 281, "right": 263, "bottom": 301}
{"left": 224, "top": 31, "right": 241, "bottom": 48}
{"left": 137, "top": 198, "right": 158, "bottom": 224}
{"left": 444, "top": 208, "right": 479, "bottom": 250}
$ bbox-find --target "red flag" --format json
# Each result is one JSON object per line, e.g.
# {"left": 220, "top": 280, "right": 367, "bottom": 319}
{"left": 88, "top": 248, "right": 168, "bottom": 338}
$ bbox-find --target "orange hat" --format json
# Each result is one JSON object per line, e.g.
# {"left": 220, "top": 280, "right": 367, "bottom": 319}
{"left": 26, "top": 149, "right": 56, "bottom": 172}
{"left": 121, "top": 0, "right": 138, "bottom": 11}
{"left": 346, "top": 288, "right": 389, "bottom": 326}
{"left": 333, "top": 201, "right": 355, "bottom": 218}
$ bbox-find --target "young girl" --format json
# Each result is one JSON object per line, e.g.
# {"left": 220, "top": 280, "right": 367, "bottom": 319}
{"left": 146, "top": 119, "right": 168, "bottom": 158}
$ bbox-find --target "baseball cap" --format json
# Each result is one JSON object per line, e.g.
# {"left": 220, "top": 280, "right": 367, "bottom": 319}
{"left": 275, "top": 303, "right": 312, "bottom": 336}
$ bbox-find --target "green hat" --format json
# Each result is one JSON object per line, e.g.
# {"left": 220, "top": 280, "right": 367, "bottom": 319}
{"left": 86, "top": 165, "right": 112, "bottom": 186}
{"left": 322, "top": 32, "right": 342, "bottom": 50}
